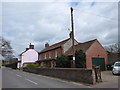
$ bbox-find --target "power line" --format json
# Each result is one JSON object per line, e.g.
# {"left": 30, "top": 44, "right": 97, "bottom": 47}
{"left": 75, "top": 9, "right": 118, "bottom": 22}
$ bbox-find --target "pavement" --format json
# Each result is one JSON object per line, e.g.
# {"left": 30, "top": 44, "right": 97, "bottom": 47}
{"left": 2, "top": 67, "right": 89, "bottom": 88}
{"left": 90, "top": 71, "right": 119, "bottom": 88}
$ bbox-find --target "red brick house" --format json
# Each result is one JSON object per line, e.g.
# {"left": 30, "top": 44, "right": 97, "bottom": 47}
{"left": 37, "top": 32, "right": 108, "bottom": 70}
{"left": 65, "top": 39, "right": 108, "bottom": 70}
{"left": 37, "top": 32, "right": 78, "bottom": 67}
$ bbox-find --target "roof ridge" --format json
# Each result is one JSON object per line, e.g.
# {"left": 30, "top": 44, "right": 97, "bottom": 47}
{"left": 40, "top": 38, "right": 70, "bottom": 53}
{"left": 48, "top": 38, "right": 70, "bottom": 48}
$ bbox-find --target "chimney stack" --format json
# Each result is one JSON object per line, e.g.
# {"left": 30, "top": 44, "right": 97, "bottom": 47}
{"left": 29, "top": 43, "right": 34, "bottom": 49}
{"left": 45, "top": 43, "right": 49, "bottom": 48}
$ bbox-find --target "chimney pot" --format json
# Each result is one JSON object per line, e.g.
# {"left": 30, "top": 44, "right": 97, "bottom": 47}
{"left": 29, "top": 43, "right": 34, "bottom": 49}
{"left": 45, "top": 43, "right": 49, "bottom": 48}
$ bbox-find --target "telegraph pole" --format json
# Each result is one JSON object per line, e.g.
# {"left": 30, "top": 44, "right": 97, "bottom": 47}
{"left": 71, "top": 7, "right": 75, "bottom": 68}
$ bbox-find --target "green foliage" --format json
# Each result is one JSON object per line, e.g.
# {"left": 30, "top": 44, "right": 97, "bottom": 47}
{"left": 75, "top": 49, "right": 86, "bottom": 68}
{"left": 97, "top": 79, "right": 102, "bottom": 83}
{"left": 51, "top": 65, "right": 55, "bottom": 68}
{"left": 56, "top": 55, "right": 70, "bottom": 68}
{"left": 26, "top": 64, "right": 40, "bottom": 68}
{"left": 2, "top": 63, "right": 6, "bottom": 66}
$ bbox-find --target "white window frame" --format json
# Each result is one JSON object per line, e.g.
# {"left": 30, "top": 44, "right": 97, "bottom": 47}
{"left": 44, "top": 53, "right": 46, "bottom": 59}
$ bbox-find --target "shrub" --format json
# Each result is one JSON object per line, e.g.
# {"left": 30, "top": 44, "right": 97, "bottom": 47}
{"left": 26, "top": 64, "right": 40, "bottom": 68}
{"left": 56, "top": 55, "right": 70, "bottom": 68}
{"left": 75, "top": 49, "right": 86, "bottom": 68}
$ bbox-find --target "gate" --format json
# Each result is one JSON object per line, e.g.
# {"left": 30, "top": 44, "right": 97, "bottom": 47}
{"left": 94, "top": 66, "right": 102, "bottom": 82}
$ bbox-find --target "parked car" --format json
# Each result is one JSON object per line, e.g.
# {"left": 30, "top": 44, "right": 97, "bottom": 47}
{"left": 112, "top": 61, "right": 120, "bottom": 75}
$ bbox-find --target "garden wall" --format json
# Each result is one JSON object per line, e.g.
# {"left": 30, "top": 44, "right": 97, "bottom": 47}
{"left": 23, "top": 67, "right": 96, "bottom": 84}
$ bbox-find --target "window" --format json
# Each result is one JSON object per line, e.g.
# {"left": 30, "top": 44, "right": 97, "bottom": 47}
{"left": 44, "top": 53, "right": 46, "bottom": 59}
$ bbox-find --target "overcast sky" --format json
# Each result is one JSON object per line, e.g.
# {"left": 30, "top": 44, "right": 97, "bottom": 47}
{"left": 1, "top": 1, "right": 118, "bottom": 57}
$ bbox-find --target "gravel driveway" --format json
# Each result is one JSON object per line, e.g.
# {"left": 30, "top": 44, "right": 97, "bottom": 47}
{"left": 101, "top": 71, "right": 119, "bottom": 82}
{"left": 91, "top": 71, "right": 119, "bottom": 88}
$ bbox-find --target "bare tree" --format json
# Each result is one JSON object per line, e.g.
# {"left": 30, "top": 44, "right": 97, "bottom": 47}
{"left": 104, "top": 42, "right": 120, "bottom": 53}
{"left": 0, "top": 36, "right": 13, "bottom": 60}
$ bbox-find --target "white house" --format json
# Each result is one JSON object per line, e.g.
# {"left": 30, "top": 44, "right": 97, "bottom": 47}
{"left": 18, "top": 43, "right": 38, "bottom": 68}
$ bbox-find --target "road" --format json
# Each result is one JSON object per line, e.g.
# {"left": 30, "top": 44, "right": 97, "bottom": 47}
{"left": 2, "top": 67, "right": 89, "bottom": 88}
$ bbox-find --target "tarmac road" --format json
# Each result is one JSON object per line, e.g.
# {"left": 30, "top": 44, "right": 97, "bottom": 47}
{"left": 2, "top": 67, "right": 89, "bottom": 88}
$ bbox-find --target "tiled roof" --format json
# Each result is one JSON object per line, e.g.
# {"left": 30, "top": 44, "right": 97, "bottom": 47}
{"left": 65, "top": 39, "right": 97, "bottom": 55}
{"left": 39, "top": 38, "right": 70, "bottom": 53}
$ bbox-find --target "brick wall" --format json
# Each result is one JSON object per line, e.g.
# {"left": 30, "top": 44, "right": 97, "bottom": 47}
{"left": 39, "top": 47, "right": 62, "bottom": 60}
{"left": 86, "top": 40, "right": 108, "bottom": 69}
{"left": 108, "top": 53, "right": 119, "bottom": 65}
{"left": 23, "top": 67, "right": 95, "bottom": 84}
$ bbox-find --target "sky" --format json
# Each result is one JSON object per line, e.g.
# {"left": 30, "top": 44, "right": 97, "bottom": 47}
{"left": 1, "top": 1, "right": 118, "bottom": 57}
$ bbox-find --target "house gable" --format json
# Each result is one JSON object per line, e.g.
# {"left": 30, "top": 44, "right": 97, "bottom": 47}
{"left": 21, "top": 49, "right": 38, "bottom": 67}
{"left": 86, "top": 40, "right": 107, "bottom": 55}
{"left": 62, "top": 38, "right": 78, "bottom": 53}
{"left": 86, "top": 39, "right": 108, "bottom": 69}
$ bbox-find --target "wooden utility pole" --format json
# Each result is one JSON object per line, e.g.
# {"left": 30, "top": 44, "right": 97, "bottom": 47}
{"left": 71, "top": 7, "right": 75, "bottom": 68}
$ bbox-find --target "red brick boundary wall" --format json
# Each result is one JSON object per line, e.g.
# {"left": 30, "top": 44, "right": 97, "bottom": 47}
{"left": 23, "top": 67, "right": 96, "bottom": 84}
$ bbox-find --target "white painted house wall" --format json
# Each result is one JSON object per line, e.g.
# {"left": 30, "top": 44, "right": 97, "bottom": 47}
{"left": 62, "top": 38, "right": 78, "bottom": 53}
{"left": 21, "top": 49, "right": 38, "bottom": 67}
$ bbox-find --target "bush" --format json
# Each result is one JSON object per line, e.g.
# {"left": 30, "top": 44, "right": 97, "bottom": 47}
{"left": 26, "top": 64, "right": 40, "bottom": 68}
{"left": 56, "top": 55, "right": 70, "bottom": 68}
{"left": 5, "top": 62, "right": 17, "bottom": 69}
{"left": 75, "top": 49, "right": 86, "bottom": 68}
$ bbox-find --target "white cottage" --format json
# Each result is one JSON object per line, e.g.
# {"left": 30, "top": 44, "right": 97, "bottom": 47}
{"left": 18, "top": 43, "right": 38, "bottom": 68}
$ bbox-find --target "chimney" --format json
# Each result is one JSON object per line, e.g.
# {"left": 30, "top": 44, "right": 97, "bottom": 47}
{"left": 45, "top": 43, "right": 49, "bottom": 48}
{"left": 29, "top": 43, "right": 34, "bottom": 49}
{"left": 69, "top": 31, "right": 73, "bottom": 39}
{"left": 26, "top": 48, "right": 29, "bottom": 51}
